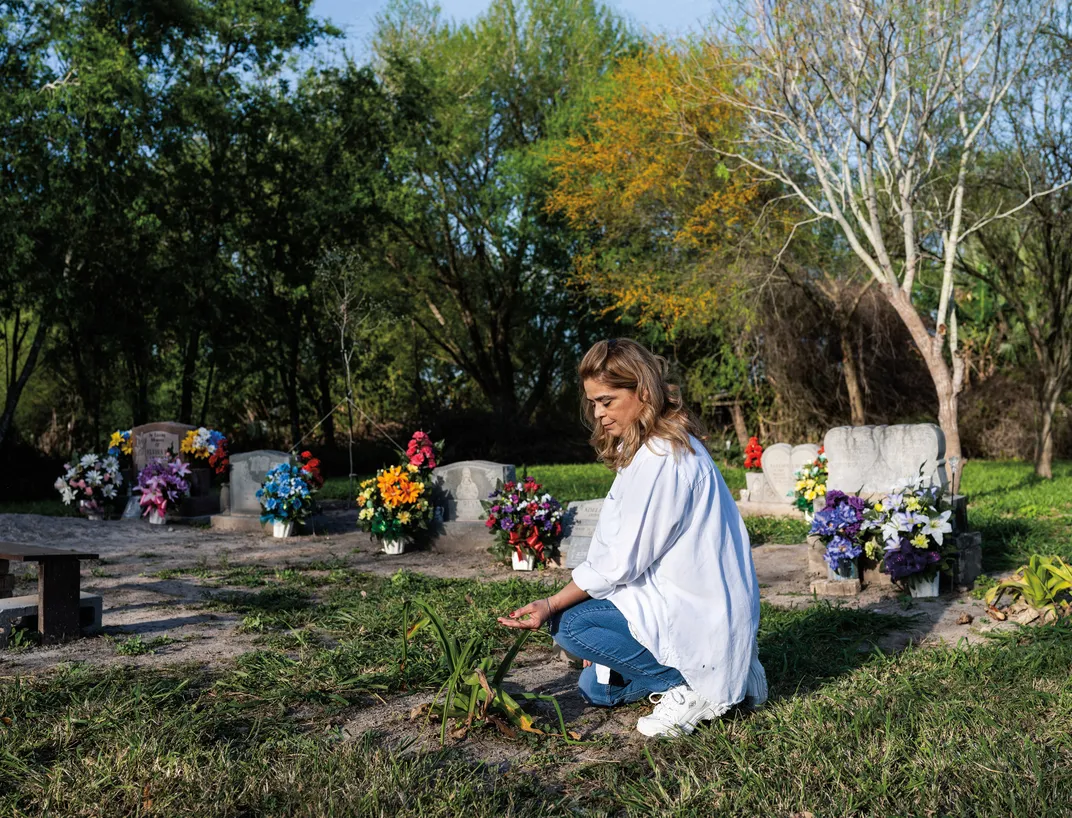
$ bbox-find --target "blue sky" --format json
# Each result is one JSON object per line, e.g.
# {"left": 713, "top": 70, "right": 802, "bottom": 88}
{"left": 311, "top": 0, "right": 720, "bottom": 57}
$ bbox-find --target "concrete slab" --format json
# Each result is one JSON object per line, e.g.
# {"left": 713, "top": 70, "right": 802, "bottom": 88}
{"left": 0, "top": 591, "right": 102, "bottom": 646}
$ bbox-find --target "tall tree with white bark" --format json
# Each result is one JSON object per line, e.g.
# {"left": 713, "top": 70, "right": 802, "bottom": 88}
{"left": 696, "top": 0, "right": 1063, "bottom": 480}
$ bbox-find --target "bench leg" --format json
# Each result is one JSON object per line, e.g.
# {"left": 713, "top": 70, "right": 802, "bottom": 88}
{"left": 0, "top": 559, "right": 12, "bottom": 599}
{"left": 38, "top": 558, "right": 81, "bottom": 643}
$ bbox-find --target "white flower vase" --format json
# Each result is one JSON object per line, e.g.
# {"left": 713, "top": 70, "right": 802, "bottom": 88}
{"left": 908, "top": 573, "right": 940, "bottom": 598}
{"left": 382, "top": 539, "right": 406, "bottom": 555}
{"left": 148, "top": 509, "right": 166, "bottom": 526}
{"left": 272, "top": 520, "right": 293, "bottom": 538}
{"left": 511, "top": 552, "right": 536, "bottom": 572}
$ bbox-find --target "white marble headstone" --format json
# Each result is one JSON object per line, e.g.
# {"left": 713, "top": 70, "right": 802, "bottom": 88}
{"left": 432, "top": 460, "right": 516, "bottom": 522}
{"left": 132, "top": 422, "right": 195, "bottom": 472}
{"left": 824, "top": 424, "right": 946, "bottom": 496}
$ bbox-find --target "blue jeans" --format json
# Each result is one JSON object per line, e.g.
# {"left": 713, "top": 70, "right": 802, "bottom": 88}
{"left": 549, "top": 598, "right": 685, "bottom": 706}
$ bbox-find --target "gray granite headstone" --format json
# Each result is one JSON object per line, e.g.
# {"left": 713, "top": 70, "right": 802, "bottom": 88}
{"left": 563, "top": 498, "right": 605, "bottom": 569}
{"left": 132, "top": 422, "right": 195, "bottom": 472}
{"left": 824, "top": 424, "right": 946, "bottom": 497}
{"left": 230, "top": 450, "right": 292, "bottom": 516}
{"left": 432, "top": 461, "right": 516, "bottom": 522}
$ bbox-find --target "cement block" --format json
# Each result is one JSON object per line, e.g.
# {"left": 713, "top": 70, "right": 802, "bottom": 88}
{"left": 811, "top": 578, "right": 862, "bottom": 597}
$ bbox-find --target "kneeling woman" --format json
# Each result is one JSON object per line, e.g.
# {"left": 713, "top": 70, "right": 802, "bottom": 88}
{"left": 498, "top": 338, "right": 767, "bottom": 737}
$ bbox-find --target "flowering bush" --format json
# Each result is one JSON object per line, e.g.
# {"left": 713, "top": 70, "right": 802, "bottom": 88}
{"left": 180, "top": 427, "right": 230, "bottom": 475}
{"left": 55, "top": 454, "right": 124, "bottom": 516}
{"left": 257, "top": 462, "right": 317, "bottom": 524}
{"left": 861, "top": 474, "right": 953, "bottom": 584}
{"left": 791, "top": 447, "right": 828, "bottom": 514}
{"left": 405, "top": 430, "right": 441, "bottom": 471}
{"left": 809, "top": 489, "right": 867, "bottom": 573}
{"left": 136, "top": 458, "right": 191, "bottom": 518}
{"left": 743, "top": 437, "right": 763, "bottom": 470}
{"left": 356, "top": 464, "right": 433, "bottom": 541}
{"left": 482, "top": 477, "right": 565, "bottom": 565}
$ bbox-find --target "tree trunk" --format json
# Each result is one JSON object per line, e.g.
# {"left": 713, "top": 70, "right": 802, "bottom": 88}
{"left": 885, "top": 287, "right": 964, "bottom": 472}
{"left": 179, "top": 328, "right": 201, "bottom": 424}
{"left": 199, "top": 357, "right": 216, "bottom": 428}
{"left": 1034, "top": 374, "right": 1065, "bottom": 479}
{"left": 839, "top": 323, "right": 866, "bottom": 426}
{"left": 318, "top": 353, "right": 335, "bottom": 447}
{"left": 730, "top": 401, "right": 749, "bottom": 448}
{"left": 0, "top": 321, "right": 48, "bottom": 450}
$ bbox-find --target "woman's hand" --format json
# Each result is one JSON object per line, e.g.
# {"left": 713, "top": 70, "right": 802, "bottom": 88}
{"left": 498, "top": 598, "right": 553, "bottom": 630}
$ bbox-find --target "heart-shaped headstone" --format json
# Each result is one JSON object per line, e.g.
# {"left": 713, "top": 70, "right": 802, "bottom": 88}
{"left": 826, "top": 424, "right": 946, "bottom": 495}
{"left": 761, "top": 443, "right": 796, "bottom": 502}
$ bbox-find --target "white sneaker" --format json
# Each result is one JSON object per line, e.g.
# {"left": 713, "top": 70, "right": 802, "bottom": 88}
{"left": 635, "top": 684, "right": 717, "bottom": 737}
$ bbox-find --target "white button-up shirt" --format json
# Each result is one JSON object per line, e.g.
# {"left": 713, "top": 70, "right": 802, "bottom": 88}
{"left": 572, "top": 434, "right": 766, "bottom": 712}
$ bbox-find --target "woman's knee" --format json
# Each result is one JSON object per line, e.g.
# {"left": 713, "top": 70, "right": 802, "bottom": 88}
{"left": 549, "top": 600, "right": 608, "bottom": 659}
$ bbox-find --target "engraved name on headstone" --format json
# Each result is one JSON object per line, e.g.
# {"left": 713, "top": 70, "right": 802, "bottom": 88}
{"left": 131, "top": 422, "right": 195, "bottom": 472}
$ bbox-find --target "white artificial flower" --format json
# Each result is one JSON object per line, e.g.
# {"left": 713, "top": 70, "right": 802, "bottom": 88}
{"left": 103, "top": 456, "right": 121, "bottom": 474}
{"left": 85, "top": 469, "right": 103, "bottom": 486}
{"left": 102, "top": 484, "right": 117, "bottom": 499}
{"left": 60, "top": 486, "right": 76, "bottom": 504}
{"left": 920, "top": 510, "right": 953, "bottom": 546}
{"left": 80, "top": 454, "right": 98, "bottom": 468}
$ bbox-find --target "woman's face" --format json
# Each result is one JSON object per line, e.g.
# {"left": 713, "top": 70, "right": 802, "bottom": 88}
{"left": 584, "top": 378, "right": 644, "bottom": 438}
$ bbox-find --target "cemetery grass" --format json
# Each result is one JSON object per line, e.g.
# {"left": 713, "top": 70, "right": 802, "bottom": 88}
{"left": 2, "top": 564, "right": 1071, "bottom": 816}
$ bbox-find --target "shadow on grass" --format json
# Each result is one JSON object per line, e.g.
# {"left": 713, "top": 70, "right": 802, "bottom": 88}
{"left": 758, "top": 602, "right": 911, "bottom": 700}
{"left": 208, "top": 586, "right": 313, "bottom": 614}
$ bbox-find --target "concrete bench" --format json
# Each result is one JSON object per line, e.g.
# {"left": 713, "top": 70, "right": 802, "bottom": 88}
{"left": 0, "top": 543, "right": 99, "bottom": 643}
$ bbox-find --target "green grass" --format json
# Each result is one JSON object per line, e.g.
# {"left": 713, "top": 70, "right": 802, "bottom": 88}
{"left": 0, "top": 499, "right": 75, "bottom": 516}
{"left": 959, "top": 460, "right": 1072, "bottom": 569}
{"left": 2, "top": 565, "right": 1069, "bottom": 816}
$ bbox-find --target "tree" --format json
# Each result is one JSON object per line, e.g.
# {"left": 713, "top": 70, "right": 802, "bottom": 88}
{"left": 706, "top": 0, "right": 1064, "bottom": 480}
{"left": 372, "top": 0, "right": 631, "bottom": 446}
{"left": 959, "top": 17, "right": 1072, "bottom": 477}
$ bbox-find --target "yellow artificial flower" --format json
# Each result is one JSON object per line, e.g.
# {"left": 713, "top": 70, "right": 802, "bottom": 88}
{"left": 911, "top": 534, "right": 927, "bottom": 549}
{"left": 795, "top": 480, "right": 807, "bottom": 491}
{"left": 873, "top": 502, "right": 884, "bottom": 513}
{"left": 359, "top": 508, "right": 373, "bottom": 521}
{"left": 906, "top": 497, "right": 921, "bottom": 512}
{"left": 805, "top": 490, "right": 816, "bottom": 501}
{"left": 398, "top": 511, "right": 411, "bottom": 525}
{"left": 864, "top": 540, "right": 883, "bottom": 561}
{"left": 817, "top": 484, "right": 827, "bottom": 495}
{"left": 407, "top": 463, "right": 418, "bottom": 473}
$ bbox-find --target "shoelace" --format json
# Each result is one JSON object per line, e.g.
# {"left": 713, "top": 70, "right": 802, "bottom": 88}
{"left": 648, "top": 689, "right": 687, "bottom": 708}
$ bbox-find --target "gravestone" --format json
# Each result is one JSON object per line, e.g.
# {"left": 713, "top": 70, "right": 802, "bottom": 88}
{"left": 432, "top": 461, "right": 516, "bottom": 522}
{"left": 131, "top": 422, "right": 194, "bottom": 472}
{"left": 824, "top": 424, "right": 946, "bottom": 497}
{"left": 736, "top": 442, "right": 820, "bottom": 518}
{"left": 210, "top": 450, "right": 291, "bottom": 532}
{"left": 562, "top": 498, "right": 606, "bottom": 569}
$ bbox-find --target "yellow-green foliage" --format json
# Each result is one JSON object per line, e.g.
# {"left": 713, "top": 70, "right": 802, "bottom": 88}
{"left": 985, "top": 554, "right": 1072, "bottom": 621}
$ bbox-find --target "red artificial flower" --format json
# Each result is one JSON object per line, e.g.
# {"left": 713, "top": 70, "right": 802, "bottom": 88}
{"left": 743, "top": 436, "right": 764, "bottom": 470}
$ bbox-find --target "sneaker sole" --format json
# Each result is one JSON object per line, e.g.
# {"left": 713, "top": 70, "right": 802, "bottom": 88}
{"left": 636, "top": 706, "right": 718, "bottom": 738}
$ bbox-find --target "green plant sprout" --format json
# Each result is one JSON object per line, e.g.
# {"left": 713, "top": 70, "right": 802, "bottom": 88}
{"left": 985, "top": 555, "right": 1072, "bottom": 623}
{"left": 401, "top": 599, "right": 580, "bottom": 744}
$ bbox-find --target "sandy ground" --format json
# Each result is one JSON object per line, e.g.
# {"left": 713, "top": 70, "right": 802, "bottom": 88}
{"left": 0, "top": 510, "right": 1018, "bottom": 756}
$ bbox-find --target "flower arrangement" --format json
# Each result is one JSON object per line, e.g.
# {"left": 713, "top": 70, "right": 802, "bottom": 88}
{"left": 299, "top": 450, "right": 324, "bottom": 491}
{"left": 180, "top": 427, "right": 230, "bottom": 475}
{"left": 55, "top": 453, "right": 124, "bottom": 517}
{"left": 791, "top": 447, "right": 828, "bottom": 515}
{"left": 257, "top": 462, "right": 317, "bottom": 525}
{"left": 108, "top": 430, "right": 132, "bottom": 458}
{"left": 355, "top": 463, "right": 433, "bottom": 542}
{"left": 482, "top": 477, "right": 565, "bottom": 566}
{"left": 861, "top": 474, "right": 953, "bottom": 585}
{"left": 808, "top": 489, "right": 867, "bottom": 574}
{"left": 406, "top": 430, "right": 440, "bottom": 471}
{"left": 136, "top": 458, "right": 191, "bottom": 520}
{"left": 743, "top": 436, "right": 763, "bottom": 470}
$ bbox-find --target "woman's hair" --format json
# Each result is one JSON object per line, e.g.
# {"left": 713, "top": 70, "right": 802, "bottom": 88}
{"left": 579, "top": 338, "right": 707, "bottom": 470}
